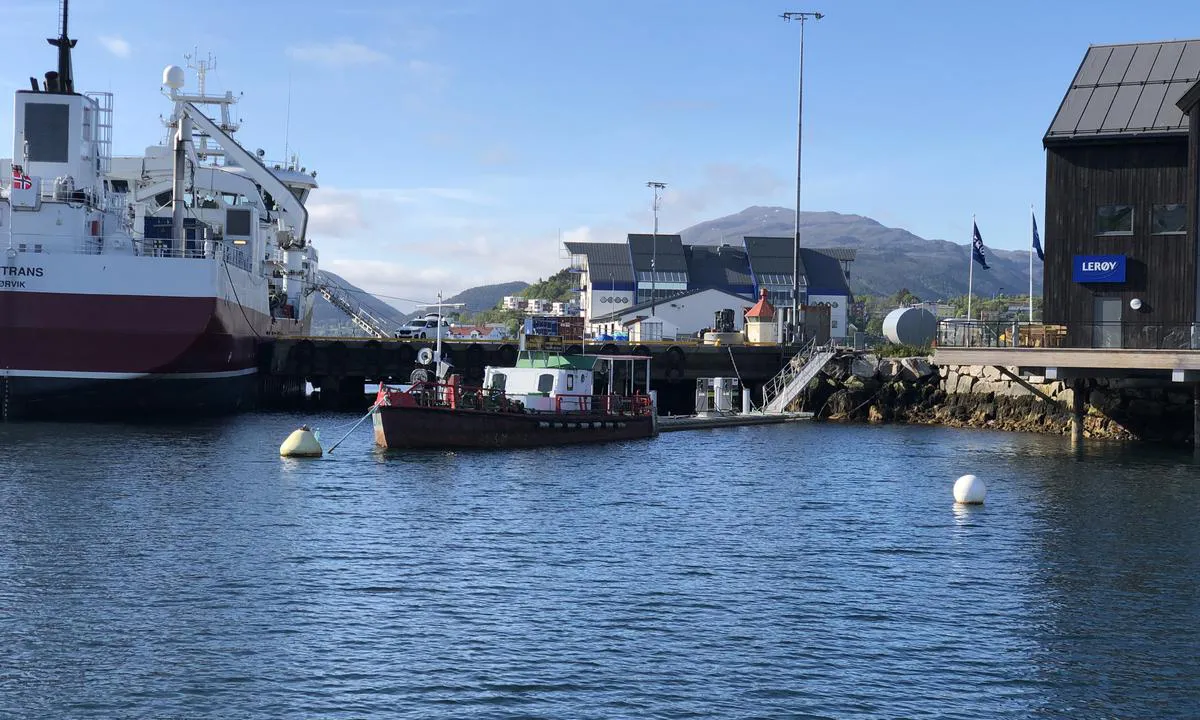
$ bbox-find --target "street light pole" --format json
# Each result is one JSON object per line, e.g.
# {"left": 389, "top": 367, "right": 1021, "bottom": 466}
{"left": 781, "top": 10, "right": 822, "bottom": 344}
{"left": 647, "top": 181, "right": 666, "bottom": 317}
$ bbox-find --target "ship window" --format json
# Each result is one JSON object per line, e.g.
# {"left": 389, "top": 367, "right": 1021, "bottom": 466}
{"left": 1096, "top": 204, "right": 1133, "bottom": 235}
{"left": 537, "top": 374, "right": 554, "bottom": 393}
{"left": 110, "top": 179, "right": 129, "bottom": 193}
{"left": 226, "top": 208, "right": 252, "bottom": 236}
{"left": 24, "top": 103, "right": 69, "bottom": 163}
{"left": 490, "top": 373, "right": 506, "bottom": 391}
{"left": 1152, "top": 204, "right": 1187, "bottom": 235}
{"left": 566, "top": 374, "right": 575, "bottom": 391}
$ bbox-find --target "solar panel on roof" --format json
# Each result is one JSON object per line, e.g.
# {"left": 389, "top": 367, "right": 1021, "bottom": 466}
{"left": 1077, "top": 85, "right": 1119, "bottom": 133}
{"left": 1048, "top": 88, "right": 1092, "bottom": 135}
{"left": 1047, "top": 40, "right": 1200, "bottom": 141}
{"left": 1098, "top": 45, "right": 1136, "bottom": 84}
{"left": 1158, "top": 81, "right": 1192, "bottom": 128}
{"left": 1147, "top": 42, "right": 1185, "bottom": 82}
{"left": 1102, "top": 85, "right": 1142, "bottom": 130}
{"left": 1127, "top": 82, "right": 1169, "bottom": 129}
{"left": 1125, "top": 44, "right": 1160, "bottom": 83}
{"left": 1075, "top": 47, "right": 1111, "bottom": 85}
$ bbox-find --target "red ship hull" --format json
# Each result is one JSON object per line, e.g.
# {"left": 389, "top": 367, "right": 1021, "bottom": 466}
{"left": 0, "top": 291, "right": 270, "bottom": 420}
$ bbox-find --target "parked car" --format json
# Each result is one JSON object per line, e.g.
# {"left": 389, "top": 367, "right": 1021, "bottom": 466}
{"left": 395, "top": 315, "right": 451, "bottom": 339}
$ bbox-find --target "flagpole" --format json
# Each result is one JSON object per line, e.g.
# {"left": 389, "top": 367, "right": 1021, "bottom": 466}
{"left": 1029, "top": 205, "right": 1035, "bottom": 327}
{"left": 964, "top": 212, "right": 974, "bottom": 321}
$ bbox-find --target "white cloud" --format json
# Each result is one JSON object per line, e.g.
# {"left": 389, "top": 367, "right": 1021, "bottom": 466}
{"left": 98, "top": 35, "right": 131, "bottom": 58}
{"left": 286, "top": 39, "right": 389, "bottom": 67}
{"left": 665, "top": 163, "right": 786, "bottom": 217}
{"left": 306, "top": 187, "right": 563, "bottom": 311}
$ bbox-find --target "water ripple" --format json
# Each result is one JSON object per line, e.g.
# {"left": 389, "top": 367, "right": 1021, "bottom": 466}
{"left": 1, "top": 417, "right": 1198, "bottom": 717}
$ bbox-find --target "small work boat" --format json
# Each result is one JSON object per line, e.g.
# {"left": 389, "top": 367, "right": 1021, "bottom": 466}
{"left": 372, "top": 351, "right": 657, "bottom": 449}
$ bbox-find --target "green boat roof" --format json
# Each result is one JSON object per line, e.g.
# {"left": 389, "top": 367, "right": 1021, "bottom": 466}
{"left": 514, "top": 352, "right": 599, "bottom": 370}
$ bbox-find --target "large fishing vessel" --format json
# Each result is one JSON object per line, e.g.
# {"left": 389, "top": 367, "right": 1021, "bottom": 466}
{"left": 0, "top": 2, "right": 320, "bottom": 419}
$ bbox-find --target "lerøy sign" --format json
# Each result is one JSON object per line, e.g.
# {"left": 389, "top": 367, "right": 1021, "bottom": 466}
{"left": 1073, "top": 255, "right": 1126, "bottom": 283}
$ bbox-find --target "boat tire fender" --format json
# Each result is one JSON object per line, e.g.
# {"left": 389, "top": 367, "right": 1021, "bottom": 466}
{"left": 665, "top": 345, "right": 685, "bottom": 369}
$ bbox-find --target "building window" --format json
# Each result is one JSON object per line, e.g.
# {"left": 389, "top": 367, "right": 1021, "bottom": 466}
{"left": 1095, "top": 205, "right": 1133, "bottom": 235}
{"left": 1152, "top": 204, "right": 1187, "bottom": 235}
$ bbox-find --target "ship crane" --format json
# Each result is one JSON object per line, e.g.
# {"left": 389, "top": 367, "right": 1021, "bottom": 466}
{"left": 173, "top": 101, "right": 308, "bottom": 246}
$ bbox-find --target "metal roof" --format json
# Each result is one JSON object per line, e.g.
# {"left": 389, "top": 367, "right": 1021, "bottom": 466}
{"left": 742, "top": 236, "right": 798, "bottom": 277}
{"left": 798, "top": 248, "right": 851, "bottom": 295}
{"left": 563, "top": 241, "right": 635, "bottom": 284}
{"left": 813, "top": 247, "right": 857, "bottom": 262}
{"left": 627, "top": 233, "right": 688, "bottom": 273}
{"left": 1046, "top": 40, "right": 1200, "bottom": 142}
{"left": 685, "top": 245, "right": 754, "bottom": 290}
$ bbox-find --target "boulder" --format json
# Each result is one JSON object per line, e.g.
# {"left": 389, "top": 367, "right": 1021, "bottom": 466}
{"left": 851, "top": 355, "right": 878, "bottom": 379}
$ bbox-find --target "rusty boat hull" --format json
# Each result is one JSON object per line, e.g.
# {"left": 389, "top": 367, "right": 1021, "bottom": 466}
{"left": 372, "top": 405, "right": 656, "bottom": 449}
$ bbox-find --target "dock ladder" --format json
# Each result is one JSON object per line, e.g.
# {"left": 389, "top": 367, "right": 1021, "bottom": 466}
{"left": 761, "top": 340, "right": 838, "bottom": 414}
{"left": 315, "top": 274, "right": 394, "bottom": 339}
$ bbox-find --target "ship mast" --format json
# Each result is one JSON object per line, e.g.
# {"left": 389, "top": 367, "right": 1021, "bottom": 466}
{"left": 46, "top": 0, "right": 76, "bottom": 93}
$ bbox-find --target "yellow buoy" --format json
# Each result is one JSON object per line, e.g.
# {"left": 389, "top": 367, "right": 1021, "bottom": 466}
{"left": 280, "top": 425, "right": 323, "bottom": 457}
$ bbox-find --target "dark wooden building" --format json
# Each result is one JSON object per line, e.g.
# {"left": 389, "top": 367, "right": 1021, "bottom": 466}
{"left": 1043, "top": 40, "right": 1200, "bottom": 348}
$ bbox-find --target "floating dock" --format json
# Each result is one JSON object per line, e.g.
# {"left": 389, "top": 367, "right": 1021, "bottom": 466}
{"left": 657, "top": 412, "right": 812, "bottom": 433}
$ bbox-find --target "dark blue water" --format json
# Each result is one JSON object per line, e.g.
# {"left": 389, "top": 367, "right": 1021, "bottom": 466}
{"left": 1, "top": 415, "right": 1198, "bottom": 718}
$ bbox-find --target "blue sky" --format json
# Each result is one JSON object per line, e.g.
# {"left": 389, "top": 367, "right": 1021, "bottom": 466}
{"left": 4, "top": 0, "right": 1200, "bottom": 308}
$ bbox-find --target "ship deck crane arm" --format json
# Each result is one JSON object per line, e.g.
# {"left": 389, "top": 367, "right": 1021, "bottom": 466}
{"left": 178, "top": 102, "right": 309, "bottom": 244}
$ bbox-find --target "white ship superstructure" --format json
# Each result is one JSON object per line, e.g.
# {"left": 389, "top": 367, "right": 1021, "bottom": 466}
{"left": 0, "top": 1, "right": 322, "bottom": 419}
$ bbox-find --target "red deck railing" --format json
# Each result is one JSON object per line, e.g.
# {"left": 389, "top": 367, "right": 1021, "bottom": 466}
{"left": 377, "top": 382, "right": 653, "bottom": 416}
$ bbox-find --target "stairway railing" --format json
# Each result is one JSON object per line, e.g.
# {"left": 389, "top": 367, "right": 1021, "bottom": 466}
{"left": 316, "top": 279, "right": 393, "bottom": 338}
{"left": 761, "top": 340, "right": 837, "bottom": 414}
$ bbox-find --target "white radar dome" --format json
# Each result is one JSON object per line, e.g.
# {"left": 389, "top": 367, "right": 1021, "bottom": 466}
{"left": 162, "top": 65, "right": 185, "bottom": 89}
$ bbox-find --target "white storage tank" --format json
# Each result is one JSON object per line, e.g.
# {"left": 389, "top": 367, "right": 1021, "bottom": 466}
{"left": 882, "top": 307, "right": 937, "bottom": 346}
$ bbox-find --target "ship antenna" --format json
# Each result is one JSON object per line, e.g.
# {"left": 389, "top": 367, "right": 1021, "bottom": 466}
{"left": 283, "top": 69, "right": 292, "bottom": 166}
{"left": 47, "top": 0, "right": 77, "bottom": 93}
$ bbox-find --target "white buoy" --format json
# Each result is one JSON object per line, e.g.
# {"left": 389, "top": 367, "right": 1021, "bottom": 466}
{"left": 280, "top": 425, "right": 323, "bottom": 458}
{"left": 953, "top": 474, "right": 987, "bottom": 504}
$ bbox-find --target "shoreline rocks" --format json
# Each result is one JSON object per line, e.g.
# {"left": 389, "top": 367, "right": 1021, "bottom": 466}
{"left": 793, "top": 352, "right": 1193, "bottom": 445}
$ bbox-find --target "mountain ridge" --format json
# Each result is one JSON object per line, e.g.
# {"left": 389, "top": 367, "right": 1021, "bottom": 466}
{"left": 313, "top": 206, "right": 1042, "bottom": 334}
{"left": 678, "top": 206, "right": 1042, "bottom": 301}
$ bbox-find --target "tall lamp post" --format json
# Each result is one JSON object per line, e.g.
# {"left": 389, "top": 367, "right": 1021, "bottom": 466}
{"left": 647, "top": 181, "right": 667, "bottom": 316}
{"left": 781, "top": 10, "right": 822, "bottom": 344}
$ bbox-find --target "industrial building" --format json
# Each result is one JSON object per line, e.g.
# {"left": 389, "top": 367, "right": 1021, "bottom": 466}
{"left": 1043, "top": 39, "right": 1200, "bottom": 348}
{"left": 565, "top": 235, "right": 854, "bottom": 341}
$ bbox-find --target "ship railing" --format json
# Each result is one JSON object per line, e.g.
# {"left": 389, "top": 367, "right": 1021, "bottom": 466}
{"left": 382, "top": 383, "right": 652, "bottom": 416}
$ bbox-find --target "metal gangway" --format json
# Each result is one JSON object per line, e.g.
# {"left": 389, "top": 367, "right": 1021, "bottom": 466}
{"left": 760, "top": 339, "right": 838, "bottom": 414}
{"left": 315, "top": 273, "right": 395, "bottom": 339}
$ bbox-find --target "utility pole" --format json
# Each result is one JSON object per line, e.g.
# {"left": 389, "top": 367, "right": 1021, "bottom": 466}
{"left": 647, "top": 181, "right": 666, "bottom": 316}
{"left": 781, "top": 10, "right": 822, "bottom": 344}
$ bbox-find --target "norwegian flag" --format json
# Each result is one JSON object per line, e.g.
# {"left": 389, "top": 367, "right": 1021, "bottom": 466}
{"left": 11, "top": 166, "right": 32, "bottom": 190}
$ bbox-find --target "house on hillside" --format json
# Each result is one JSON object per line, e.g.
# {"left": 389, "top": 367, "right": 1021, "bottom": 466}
{"left": 1043, "top": 39, "right": 1200, "bottom": 348}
